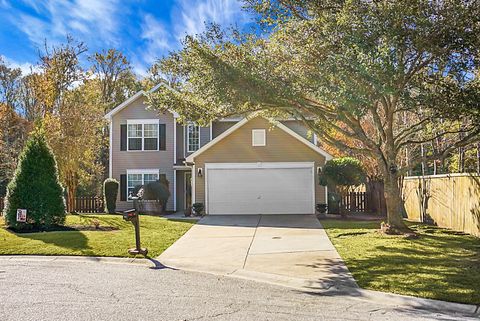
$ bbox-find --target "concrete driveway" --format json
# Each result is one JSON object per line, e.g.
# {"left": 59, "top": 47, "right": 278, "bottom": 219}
{"left": 159, "top": 214, "right": 357, "bottom": 291}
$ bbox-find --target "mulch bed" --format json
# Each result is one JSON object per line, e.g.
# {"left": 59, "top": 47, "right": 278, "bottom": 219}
{"left": 6, "top": 225, "right": 119, "bottom": 234}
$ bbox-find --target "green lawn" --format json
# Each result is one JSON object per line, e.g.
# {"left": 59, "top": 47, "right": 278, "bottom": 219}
{"left": 322, "top": 219, "right": 480, "bottom": 305}
{"left": 0, "top": 214, "right": 195, "bottom": 258}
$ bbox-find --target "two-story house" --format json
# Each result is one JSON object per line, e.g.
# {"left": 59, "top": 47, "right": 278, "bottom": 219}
{"left": 105, "top": 85, "right": 332, "bottom": 215}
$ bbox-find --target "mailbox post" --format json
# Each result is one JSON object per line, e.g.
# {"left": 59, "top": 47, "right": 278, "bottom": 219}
{"left": 123, "top": 195, "right": 148, "bottom": 256}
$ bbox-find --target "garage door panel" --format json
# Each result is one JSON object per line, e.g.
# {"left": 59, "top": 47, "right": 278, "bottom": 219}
{"left": 207, "top": 164, "right": 314, "bottom": 215}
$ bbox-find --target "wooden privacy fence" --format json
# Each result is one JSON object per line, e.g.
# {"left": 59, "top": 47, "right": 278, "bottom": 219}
{"left": 74, "top": 196, "right": 104, "bottom": 213}
{"left": 329, "top": 181, "right": 387, "bottom": 215}
{"left": 0, "top": 196, "right": 104, "bottom": 214}
{"left": 403, "top": 174, "right": 480, "bottom": 237}
{"left": 341, "top": 192, "right": 368, "bottom": 213}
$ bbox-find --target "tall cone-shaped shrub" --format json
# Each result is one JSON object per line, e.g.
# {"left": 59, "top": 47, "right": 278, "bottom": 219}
{"left": 3, "top": 129, "right": 65, "bottom": 230}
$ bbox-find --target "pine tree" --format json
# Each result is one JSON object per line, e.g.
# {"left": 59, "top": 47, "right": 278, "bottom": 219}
{"left": 3, "top": 129, "right": 65, "bottom": 230}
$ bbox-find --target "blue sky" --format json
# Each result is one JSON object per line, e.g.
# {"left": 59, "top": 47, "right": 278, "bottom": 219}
{"left": 0, "top": 0, "right": 253, "bottom": 76}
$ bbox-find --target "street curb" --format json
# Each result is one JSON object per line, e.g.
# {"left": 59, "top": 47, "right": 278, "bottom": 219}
{"left": 2, "top": 255, "right": 478, "bottom": 317}
{"left": 356, "top": 288, "right": 480, "bottom": 317}
{"left": 157, "top": 258, "right": 480, "bottom": 317}
{"left": 0, "top": 255, "right": 155, "bottom": 267}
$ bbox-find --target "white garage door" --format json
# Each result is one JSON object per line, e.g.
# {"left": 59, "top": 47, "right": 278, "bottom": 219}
{"left": 206, "top": 162, "right": 315, "bottom": 215}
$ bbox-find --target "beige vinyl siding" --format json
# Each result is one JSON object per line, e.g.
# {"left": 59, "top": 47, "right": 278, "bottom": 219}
{"left": 281, "top": 120, "right": 315, "bottom": 143}
{"left": 213, "top": 120, "right": 314, "bottom": 143}
{"left": 192, "top": 117, "right": 327, "bottom": 209}
{"left": 111, "top": 96, "right": 175, "bottom": 211}
{"left": 176, "top": 124, "right": 184, "bottom": 164}
{"left": 212, "top": 121, "right": 236, "bottom": 138}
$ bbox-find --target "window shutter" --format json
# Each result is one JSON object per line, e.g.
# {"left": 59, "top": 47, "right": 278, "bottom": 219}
{"left": 159, "top": 172, "right": 169, "bottom": 188}
{"left": 159, "top": 124, "right": 166, "bottom": 150}
{"left": 120, "top": 174, "right": 127, "bottom": 201}
{"left": 120, "top": 124, "right": 127, "bottom": 151}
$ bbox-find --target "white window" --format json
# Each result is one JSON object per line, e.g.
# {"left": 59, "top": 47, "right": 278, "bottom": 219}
{"left": 252, "top": 129, "right": 266, "bottom": 146}
{"left": 126, "top": 170, "right": 159, "bottom": 199}
{"left": 187, "top": 123, "right": 200, "bottom": 152}
{"left": 127, "top": 120, "right": 159, "bottom": 151}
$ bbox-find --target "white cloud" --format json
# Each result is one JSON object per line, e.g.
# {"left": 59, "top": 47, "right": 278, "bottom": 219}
{"left": 13, "top": 0, "right": 122, "bottom": 47}
{"left": 141, "top": 14, "right": 171, "bottom": 64}
{"left": 173, "top": 0, "right": 248, "bottom": 40}
{"left": 134, "top": 0, "right": 249, "bottom": 75}
{"left": 0, "top": 0, "right": 11, "bottom": 9}
{"left": 0, "top": 55, "right": 38, "bottom": 75}
{"left": 5, "top": 0, "right": 251, "bottom": 77}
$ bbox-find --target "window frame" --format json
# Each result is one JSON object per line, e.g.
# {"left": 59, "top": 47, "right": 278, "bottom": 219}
{"left": 252, "top": 129, "right": 266, "bottom": 146}
{"left": 187, "top": 123, "right": 200, "bottom": 152}
{"left": 126, "top": 169, "right": 160, "bottom": 200}
{"left": 126, "top": 119, "right": 160, "bottom": 152}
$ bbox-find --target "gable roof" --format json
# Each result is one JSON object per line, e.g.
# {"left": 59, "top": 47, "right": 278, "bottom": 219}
{"left": 104, "top": 83, "right": 179, "bottom": 120}
{"left": 185, "top": 115, "right": 333, "bottom": 163}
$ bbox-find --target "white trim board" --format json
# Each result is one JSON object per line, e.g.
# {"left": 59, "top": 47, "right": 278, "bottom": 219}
{"left": 186, "top": 116, "right": 333, "bottom": 162}
{"left": 205, "top": 162, "right": 314, "bottom": 169}
{"left": 173, "top": 169, "right": 177, "bottom": 211}
{"left": 108, "top": 121, "right": 113, "bottom": 178}
{"left": 126, "top": 169, "right": 160, "bottom": 174}
{"left": 126, "top": 119, "right": 160, "bottom": 124}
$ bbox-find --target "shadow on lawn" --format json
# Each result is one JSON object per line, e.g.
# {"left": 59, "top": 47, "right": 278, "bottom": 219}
{"left": 16, "top": 230, "right": 92, "bottom": 253}
{"left": 301, "top": 226, "right": 480, "bottom": 306}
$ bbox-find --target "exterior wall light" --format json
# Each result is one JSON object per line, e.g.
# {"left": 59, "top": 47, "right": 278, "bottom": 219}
{"left": 197, "top": 168, "right": 203, "bottom": 177}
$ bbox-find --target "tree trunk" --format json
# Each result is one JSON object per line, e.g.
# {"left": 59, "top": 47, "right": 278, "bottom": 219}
{"left": 477, "top": 143, "right": 480, "bottom": 174}
{"left": 459, "top": 146, "right": 465, "bottom": 173}
{"left": 383, "top": 174, "right": 408, "bottom": 231}
{"left": 65, "top": 170, "right": 78, "bottom": 213}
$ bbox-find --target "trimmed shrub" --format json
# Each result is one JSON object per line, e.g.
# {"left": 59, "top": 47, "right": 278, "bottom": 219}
{"left": 192, "top": 202, "right": 204, "bottom": 216}
{"left": 103, "top": 178, "right": 119, "bottom": 214}
{"left": 143, "top": 179, "right": 170, "bottom": 213}
{"left": 319, "top": 157, "right": 366, "bottom": 188}
{"left": 319, "top": 157, "right": 366, "bottom": 216}
{"left": 3, "top": 130, "right": 65, "bottom": 230}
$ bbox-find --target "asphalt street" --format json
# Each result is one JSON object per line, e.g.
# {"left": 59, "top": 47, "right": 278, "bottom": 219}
{"left": 0, "top": 257, "right": 476, "bottom": 321}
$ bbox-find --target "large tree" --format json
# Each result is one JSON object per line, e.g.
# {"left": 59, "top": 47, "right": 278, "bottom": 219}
{"left": 26, "top": 37, "right": 104, "bottom": 207}
{"left": 0, "top": 104, "right": 31, "bottom": 196}
{"left": 147, "top": 0, "right": 480, "bottom": 231}
{"left": 89, "top": 49, "right": 140, "bottom": 112}
{"left": 32, "top": 36, "right": 88, "bottom": 117}
{"left": 89, "top": 49, "right": 141, "bottom": 181}
{"left": 0, "top": 57, "right": 22, "bottom": 109}
{"left": 43, "top": 83, "right": 103, "bottom": 212}
{"left": 0, "top": 59, "right": 31, "bottom": 196}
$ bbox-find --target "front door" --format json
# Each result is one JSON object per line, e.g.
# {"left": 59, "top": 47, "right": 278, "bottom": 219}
{"left": 184, "top": 172, "right": 192, "bottom": 210}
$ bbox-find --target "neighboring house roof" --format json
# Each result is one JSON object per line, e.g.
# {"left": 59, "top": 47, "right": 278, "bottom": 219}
{"left": 185, "top": 115, "right": 333, "bottom": 163}
{"left": 104, "top": 83, "right": 179, "bottom": 120}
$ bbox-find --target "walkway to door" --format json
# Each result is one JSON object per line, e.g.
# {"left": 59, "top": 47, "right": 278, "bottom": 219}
{"left": 158, "top": 214, "right": 357, "bottom": 291}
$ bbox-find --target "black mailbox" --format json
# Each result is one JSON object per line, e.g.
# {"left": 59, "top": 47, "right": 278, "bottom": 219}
{"left": 123, "top": 209, "right": 137, "bottom": 222}
{"left": 122, "top": 197, "right": 147, "bottom": 256}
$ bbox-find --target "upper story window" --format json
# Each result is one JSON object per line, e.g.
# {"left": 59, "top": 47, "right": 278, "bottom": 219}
{"left": 252, "top": 129, "right": 266, "bottom": 146}
{"left": 126, "top": 120, "right": 159, "bottom": 151}
{"left": 187, "top": 123, "right": 200, "bottom": 152}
